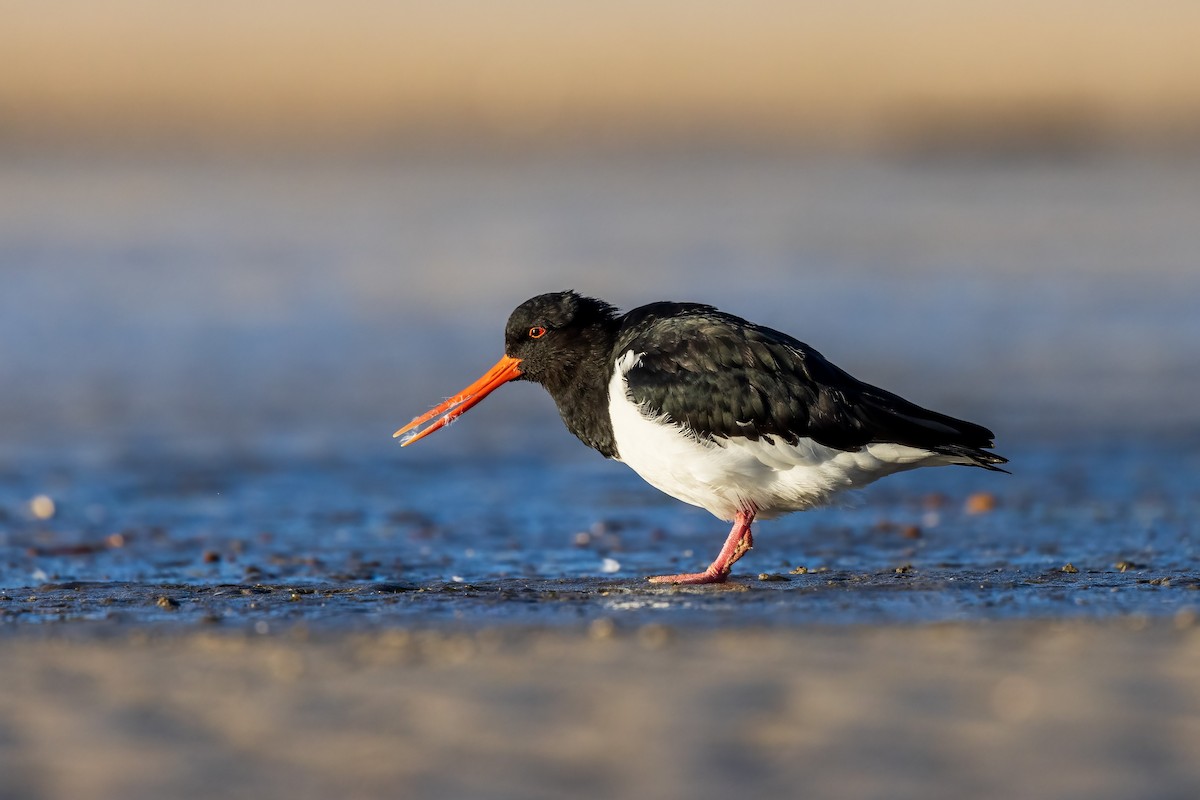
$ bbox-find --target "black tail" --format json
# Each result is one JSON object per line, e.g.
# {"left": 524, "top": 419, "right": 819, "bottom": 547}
{"left": 857, "top": 387, "right": 1010, "bottom": 473}
{"left": 930, "top": 442, "right": 1011, "bottom": 473}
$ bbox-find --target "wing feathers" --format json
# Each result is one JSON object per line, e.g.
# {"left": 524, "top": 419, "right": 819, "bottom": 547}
{"left": 617, "top": 307, "right": 1007, "bottom": 471}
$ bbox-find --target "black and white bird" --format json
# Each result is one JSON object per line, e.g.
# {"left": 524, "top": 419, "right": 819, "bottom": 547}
{"left": 395, "top": 291, "right": 1007, "bottom": 584}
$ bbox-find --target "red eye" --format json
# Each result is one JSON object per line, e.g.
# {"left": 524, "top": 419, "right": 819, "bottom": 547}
{"left": 529, "top": 326, "right": 547, "bottom": 339}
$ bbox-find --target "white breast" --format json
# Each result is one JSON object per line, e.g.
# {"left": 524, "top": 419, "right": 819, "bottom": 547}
{"left": 607, "top": 350, "right": 956, "bottom": 522}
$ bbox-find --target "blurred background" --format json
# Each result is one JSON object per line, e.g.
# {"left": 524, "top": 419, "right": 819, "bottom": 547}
{"left": 2, "top": 0, "right": 1198, "bottom": 458}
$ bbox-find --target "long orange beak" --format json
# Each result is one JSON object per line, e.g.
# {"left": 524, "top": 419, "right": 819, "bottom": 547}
{"left": 393, "top": 355, "right": 523, "bottom": 446}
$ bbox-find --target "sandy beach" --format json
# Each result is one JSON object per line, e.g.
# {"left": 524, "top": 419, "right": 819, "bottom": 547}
{"left": 2, "top": 620, "right": 1199, "bottom": 799}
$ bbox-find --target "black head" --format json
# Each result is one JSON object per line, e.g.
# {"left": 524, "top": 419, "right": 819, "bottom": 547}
{"left": 503, "top": 291, "right": 619, "bottom": 385}
{"left": 395, "top": 290, "right": 622, "bottom": 452}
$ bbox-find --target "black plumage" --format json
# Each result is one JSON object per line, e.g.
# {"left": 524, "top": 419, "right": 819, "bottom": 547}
{"left": 503, "top": 291, "right": 622, "bottom": 458}
{"left": 618, "top": 303, "right": 1006, "bottom": 470}
{"left": 505, "top": 291, "right": 1006, "bottom": 471}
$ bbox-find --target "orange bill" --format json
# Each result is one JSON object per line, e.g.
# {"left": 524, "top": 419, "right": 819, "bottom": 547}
{"left": 393, "top": 355, "right": 523, "bottom": 446}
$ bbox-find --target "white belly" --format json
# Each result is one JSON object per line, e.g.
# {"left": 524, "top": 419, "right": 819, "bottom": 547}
{"left": 607, "top": 351, "right": 955, "bottom": 521}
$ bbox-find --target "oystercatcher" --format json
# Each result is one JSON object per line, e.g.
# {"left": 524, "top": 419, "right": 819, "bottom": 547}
{"left": 395, "top": 291, "right": 1007, "bottom": 584}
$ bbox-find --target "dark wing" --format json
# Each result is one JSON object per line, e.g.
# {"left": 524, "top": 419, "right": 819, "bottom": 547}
{"left": 616, "top": 304, "right": 1008, "bottom": 471}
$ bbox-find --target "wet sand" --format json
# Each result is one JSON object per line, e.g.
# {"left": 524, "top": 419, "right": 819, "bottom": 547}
{"left": 3, "top": 437, "right": 1200, "bottom": 798}
{"left": 4, "top": 439, "right": 1198, "bottom": 799}
{"left": 3, "top": 619, "right": 1200, "bottom": 799}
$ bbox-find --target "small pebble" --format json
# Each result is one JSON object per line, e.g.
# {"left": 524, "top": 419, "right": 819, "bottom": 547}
{"left": 202, "top": 550, "right": 221, "bottom": 563}
{"left": 922, "top": 493, "right": 949, "bottom": 509}
{"left": 589, "top": 618, "right": 616, "bottom": 640}
{"left": 155, "top": 595, "right": 180, "bottom": 610}
{"left": 29, "top": 495, "right": 55, "bottom": 520}
{"left": 600, "top": 557, "right": 621, "bottom": 574}
{"left": 790, "top": 566, "right": 808, "bottom": 574}
{"left": 758, "top": 572, "right": 790, "bottom": 582}
{"left": 1061, "top": 563, "right": 1079, "bottom": 574}
{"left": 965, "top": 492, "right": 998, "bottom": 514}
{"left": 637, "top": 623, "right": 671, "bottom": 649}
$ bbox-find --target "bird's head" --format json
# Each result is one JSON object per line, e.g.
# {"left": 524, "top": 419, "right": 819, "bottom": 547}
{"left": 394, "top": 291, "right": 617, "bottom": 446}
{"left": 502, "top": 291, "right": 618, "bottom": 385}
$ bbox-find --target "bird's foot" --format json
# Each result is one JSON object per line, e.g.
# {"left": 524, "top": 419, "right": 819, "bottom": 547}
{"left": 730, "top": 527, "right": 753, "bottom": 563}
{"left": 647, "top": 514, "right": 754, "bottom": 586}
{"left": 647, "top": 568, "right": 730, "bottom": 585}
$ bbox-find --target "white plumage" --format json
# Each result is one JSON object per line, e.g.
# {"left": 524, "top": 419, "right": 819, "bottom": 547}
{"left": 608, "top": 350, "right": 966, "bottom": 522}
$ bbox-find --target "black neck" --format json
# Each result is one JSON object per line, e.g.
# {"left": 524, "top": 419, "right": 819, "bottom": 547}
{"left": 541, "top": 321, "right": 621, "bottom": 459}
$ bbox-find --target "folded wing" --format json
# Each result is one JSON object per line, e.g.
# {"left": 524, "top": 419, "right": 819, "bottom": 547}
{"left": 617, "top": 305, "right": 1007, "bottom": 471}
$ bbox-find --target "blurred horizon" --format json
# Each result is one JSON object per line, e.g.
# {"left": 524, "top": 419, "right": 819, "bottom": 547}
{"left": 2, "top": 1, "right": 1199, "bottom": 154}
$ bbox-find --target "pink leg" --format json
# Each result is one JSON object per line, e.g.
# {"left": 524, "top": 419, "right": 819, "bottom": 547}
{"left": 648, "top": 508, "right": 756, "bottom": 585}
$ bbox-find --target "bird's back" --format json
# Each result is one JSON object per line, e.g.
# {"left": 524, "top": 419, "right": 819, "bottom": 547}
{"left": 613, "top": 302, "right": 1006, "bottom": 471}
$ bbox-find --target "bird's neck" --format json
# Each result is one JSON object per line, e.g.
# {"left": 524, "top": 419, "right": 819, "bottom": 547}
{"left": 543, "top": 324, "right": 620, "bottom": 459}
